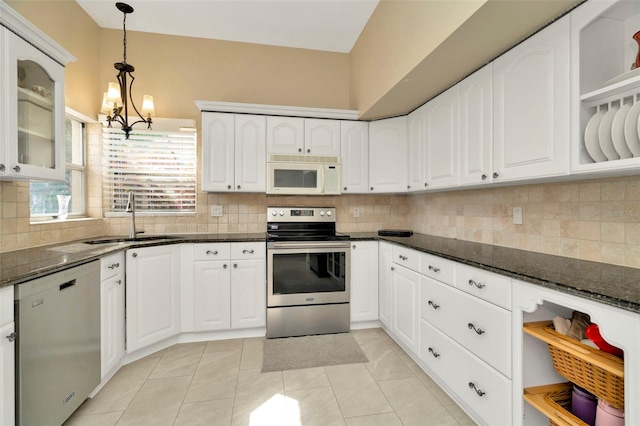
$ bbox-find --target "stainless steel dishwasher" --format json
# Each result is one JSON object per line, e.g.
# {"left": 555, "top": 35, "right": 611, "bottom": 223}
{"left": 15, "top": 260, "right": 101, "bottom": 426}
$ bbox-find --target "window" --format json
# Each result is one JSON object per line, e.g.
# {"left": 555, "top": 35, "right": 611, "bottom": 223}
{"left": 102, "top": 126, "right": 197, "bottom": 215}
{"left": 30, "top": 115, "right": 86, "bottom": 218}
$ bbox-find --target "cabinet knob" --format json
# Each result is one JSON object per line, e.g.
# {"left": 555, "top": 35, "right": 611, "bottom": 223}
{"left": 306, "top": 149, "right": 311, "bottom": 153}
{"left": 223, "top": 264, "right": 228, "bottom": 269}
{"left": 428, "top": 265, "right": 440, "bottom": 273}
{"left": 227, "top": 185, "right": 232, "bottom": 190}
{"left": 428, "top": 347, "right": 440, "bottom": 358}
{"left": 428, "top": 300, "right": 440, "bottom": 310}
{"left": 407, "top": 185, "right": 410, "bottom": 189}
{"left": 206, "top": 250, "right": 218, "bottom": 255}
{"left": 6, "top": 332, "right": 16, "bottom": 343}
{"left": 390, "top": 266, "right": 395, "bottom": 271}
{"left": 237, "top": 185, "right": 241, "bottom": 189}
{"left": 13, "top": 165, "right": 20, "bottom": 173}
{"left": 298, "top": 148, "right": 302, "bottom": 153}
{"left": 468, "top": 279, "right": 485, "bottom": 289}
{"left": 107, "top": 262, "right": 120, "bottom": 270}
{"left": 468, "top": 323, "right": 485, "bottom": 335}
{"left": 481, "top": 174, "right": 487, "bottom": 180}
{"left": 424, "top": 182, "right": 428, "bottom": 187}
{"left": 132, "top": 253, "right": 138, "bottom": 258}
{"left": 0, "top": 164, "right": 5, "bottom": 172}
{"left": 352, "top": 245, "right": 356, "bottom": 249}
{"left": 116, "top": 279, "right": 122, "bottom": 285}
{"left": 233, "top": 263, "right": 238, "bottom": 268}
{"left": 344, "top": 187, "right": 347, "bottom": 191}
{"left": 492, "top": 172, "right": 499, "bottom": 179}
{"left": 370, "top": 187, "right": 374, "bottom": 191}
{"left": 468, "top": 382, "right": 486, "bottom": 397}
{"left": 242, "top": 249, "right": 254, "bottom": 254}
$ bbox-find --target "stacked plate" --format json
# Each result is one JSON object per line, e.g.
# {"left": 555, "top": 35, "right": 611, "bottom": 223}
{"left": 584, "top": 102, "right": 640, "bottom": 162}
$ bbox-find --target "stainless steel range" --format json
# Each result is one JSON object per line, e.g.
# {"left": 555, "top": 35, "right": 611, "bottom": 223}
{"left": 266, "top": 207, "right": 350, "bottom": 338}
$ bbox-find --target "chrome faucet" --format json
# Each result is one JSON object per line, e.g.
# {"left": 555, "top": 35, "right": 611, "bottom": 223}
{"left": 125, "top": 191, "right": 141, "bottom": 238}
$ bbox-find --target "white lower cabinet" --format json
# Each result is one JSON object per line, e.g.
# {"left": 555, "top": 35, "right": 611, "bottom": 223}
{"left": 378, "top": 242, "right": 393, "bottom": 328}
{"left": 126, "top": 245, "right": 181, "bottom": 353}
{"left": 100, "top": 253, "right": 125, "bottom": 378}
{"left": 0, "top": 286, "right": 14, "bottom": 426}
{"left": 190, "top": 242, "right": 265, "bottom": 332}
{"left": 391, "top": 264, "right": 420, "bottom": 354}
{"left": 350, "top": 241, "right": 379, "bottom": 323}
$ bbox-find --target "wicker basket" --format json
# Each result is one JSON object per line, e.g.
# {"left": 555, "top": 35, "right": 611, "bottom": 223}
{"left": 523, "top": 383, "right": 589, "bottom": 426}
{"left": 523, "top": 321, "right": 624, "bottom": 411}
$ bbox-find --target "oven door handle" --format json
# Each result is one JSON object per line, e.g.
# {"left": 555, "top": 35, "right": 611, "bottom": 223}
{"left": 268, "top": 241, "right": 351, "bottom": 250}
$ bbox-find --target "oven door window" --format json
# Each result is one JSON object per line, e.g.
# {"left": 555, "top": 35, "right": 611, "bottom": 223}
{"left": 268, "top": 247, "right": 349, "bottom": 306}
{"left": 274, "top": 169, "right": 318, "bottom": 188}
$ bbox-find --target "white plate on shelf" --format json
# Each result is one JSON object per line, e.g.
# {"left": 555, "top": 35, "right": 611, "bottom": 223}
{"left": 611, "top": 103, "right": 633, "bottom": 159}
{"left": 585, "top": 110, "right": 608, "bottom": 162}
{"left": 627, "top": 102, "right": 640, "bottom": 157}
{"left": 598, "top": 106, "right": 620, "bottom": 160}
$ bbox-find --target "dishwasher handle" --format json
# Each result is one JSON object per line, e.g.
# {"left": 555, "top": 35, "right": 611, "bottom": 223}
{"left": 60, "top": 279, "right": 76, "bottom": 291}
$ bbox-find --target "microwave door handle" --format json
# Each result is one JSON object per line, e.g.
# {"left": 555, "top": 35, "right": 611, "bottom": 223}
{"left": 319, "top": 166, "right": 325, "bottom": 193}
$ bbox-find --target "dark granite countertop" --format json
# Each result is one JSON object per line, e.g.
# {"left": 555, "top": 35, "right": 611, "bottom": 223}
{"left": 350, "top": 232, "right": 640, "bottom": 315}
{"left": 0, "top": 233, "right": 266, "bottom": 287}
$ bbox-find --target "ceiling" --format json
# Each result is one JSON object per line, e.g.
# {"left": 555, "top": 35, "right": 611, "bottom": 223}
{"left": 76, "top": 0, "right": 379, "bottom": 53}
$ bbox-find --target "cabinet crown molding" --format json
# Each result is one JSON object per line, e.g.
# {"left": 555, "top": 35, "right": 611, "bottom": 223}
{"left": 195, "top": 100, "right": 359, "bottom": 120}
{"left": 1, "top": 2, "right": 76, "bottom": 66}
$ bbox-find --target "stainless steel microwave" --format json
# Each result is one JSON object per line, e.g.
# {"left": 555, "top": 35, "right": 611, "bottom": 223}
{"left": 266, "top": 154, "right": 341, "bottom": 195}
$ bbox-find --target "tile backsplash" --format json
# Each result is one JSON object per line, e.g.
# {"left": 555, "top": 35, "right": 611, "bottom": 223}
{"left": 2, "top": 152, "right": 639, "bottom": 269}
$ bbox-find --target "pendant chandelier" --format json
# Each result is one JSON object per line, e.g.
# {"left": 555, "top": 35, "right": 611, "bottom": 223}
{"left": 100, "top": 2, "right": 155, "bottom": 140}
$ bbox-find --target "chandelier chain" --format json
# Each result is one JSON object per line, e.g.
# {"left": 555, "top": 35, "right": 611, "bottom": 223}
{"left": 122, "top": 11, "right": 127, "bottom": 64}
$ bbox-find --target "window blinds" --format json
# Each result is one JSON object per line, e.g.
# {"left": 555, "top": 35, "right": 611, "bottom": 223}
{"left": 102, "top": 127, "right": 197, "bottom": 214}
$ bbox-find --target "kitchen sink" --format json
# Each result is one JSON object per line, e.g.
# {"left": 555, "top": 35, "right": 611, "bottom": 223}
{"left": 83, "top": 235, "right": 180, "bottom": 244}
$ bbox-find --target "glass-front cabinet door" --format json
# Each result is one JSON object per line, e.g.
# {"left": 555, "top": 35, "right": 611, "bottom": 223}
{"left": 3, "top": 30, "right": 65, "bottom": 181}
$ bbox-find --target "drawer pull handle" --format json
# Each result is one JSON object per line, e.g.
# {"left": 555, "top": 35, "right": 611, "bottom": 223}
{"left": 428, "top": 300, "right": 440, "bottom": 310}
{"left": 107, "top": 262, "right": 120, "bottom": 269}
{"left": 116, "top": 279, "right": 122, "bottom": 285}
{"left": 223, "top": 264, "right": 228, "bottom": 269}
{"left": 233, "top": 264, "right": 238, "bottom": 268}
{"left": 398, "top": 255, "right": 408, "bottom": 261}
{"left": 468, "top": 382, "right": 486, "bottom": 397}
{"left": 242, "top": 249, "right": 255, "bottom": 254}
{"left": 428, "top": 265, "right": 440, "bottom": 273}
{"left": 6, "top": 332, "right": 16, "bottom": 343}
{"left": 428, "top": 347, "right": 440, "bottom": 358}
{"left": 132, "top": 253, "right": 138, "bottom": 258}
{"left": 468, "top": 323, "right": 485, "bottom": 335}
{"left": 206, "top": 250, "right": 218, "bottom": 255}
{"left": 468, "top": 279, "right": 485, "bottom": 289}
{"left": 391, "top": 266, "right": 395, "bottom": 271}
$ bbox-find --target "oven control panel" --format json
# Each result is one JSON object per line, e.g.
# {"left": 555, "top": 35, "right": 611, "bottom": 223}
{"left": 267, "top": 207, "right": 336, "bottom": 222}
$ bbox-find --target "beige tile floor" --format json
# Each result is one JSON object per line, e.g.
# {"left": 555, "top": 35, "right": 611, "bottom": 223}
{"left": 64, "top": 328, "right": 477, "bottom": 426}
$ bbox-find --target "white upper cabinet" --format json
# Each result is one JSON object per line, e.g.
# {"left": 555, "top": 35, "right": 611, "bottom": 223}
{"left": 493, "top": 15, "right": 570, "bottom": 182}
{"left": 201, "top": 113, "right": 266, "bottom": 192}
{"left": 304, "top": 118, "right": 341, "bottom": 155}
{"left": 369, "top": 116, "right": 408, "bottom": 193}
{"left": 424, "top": 85, "right": 460, "bottom": 189}
{"left": 459, "top": 63, "right": 494, "bottom": 186}
{"left": 340, "top": 120, "right": 369, "bottom": 193}
{"left": 234, "top": 115, "right": 266, "bottom": 192}
{"left": 2, "top": 27, "right": 71, "bottom": 181}
{"left": 201, "top": 113, "right": 235, "bottom": 191}
{"left": 407, "top": 104, "right": 427, "bottom": 192}
{"left": 266, "top": 116, "right": 304, "bottom": 154}
{"left": 570, "top": 0, "right": 640, "bottom": 174}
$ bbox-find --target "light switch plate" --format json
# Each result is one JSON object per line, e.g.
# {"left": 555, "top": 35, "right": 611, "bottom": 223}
{"left": 513, "top": 207, "right": 523, "bottom": 225}
{"left": 211, "top": 205, "right": 223, "bottom": 217}
{"left": 353, "top": 207, "right": 360, "bottom": 218}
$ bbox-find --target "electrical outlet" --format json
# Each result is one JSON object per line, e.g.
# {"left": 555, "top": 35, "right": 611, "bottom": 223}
{"left": 513, "top": 206, "right": 523, "bottom": 225}
{"left": 211, "top": 205, "right": 223, "bottom": 217}
{"left": 353, "top": 207, "right": 360, "bottom": 218}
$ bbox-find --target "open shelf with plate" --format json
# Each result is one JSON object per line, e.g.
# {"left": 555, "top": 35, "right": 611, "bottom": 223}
{"left": 571, "top": 0, "right": 640, "bottom": 175}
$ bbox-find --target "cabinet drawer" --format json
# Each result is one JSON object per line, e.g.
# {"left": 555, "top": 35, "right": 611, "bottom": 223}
{"left": 231, "top": 242, "right": 265, "bottom": 260}
{"left": 419, "top": 252, "right": 455, "bottom": 286}
{"left": 392, "top": 245, "right": 420, "bottom": 272}
{"left": 456, "top": 263, "right": 511, "bottom": 309}
{"left": 101, "top": 252, "right": 124, "bottom": 280}
{"left": 421, "top": 276, "right": 511, "bottom": 378}
{"left": 420, "top": 320, "right": 511, "bottom": 426}
{"left": 0, "top": 286, "right": 13, "bottom": 327}
{"left": 193, "top": 243, "right": 231, "bottom": 261}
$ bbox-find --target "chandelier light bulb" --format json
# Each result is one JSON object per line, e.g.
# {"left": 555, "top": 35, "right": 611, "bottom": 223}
{"left": 140, "top": 95, "right": 155, "bottom": 117}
